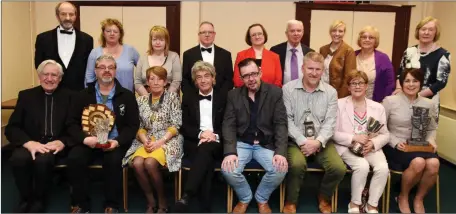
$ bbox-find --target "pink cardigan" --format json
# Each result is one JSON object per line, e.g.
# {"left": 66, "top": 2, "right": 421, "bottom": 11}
{"left": 332, "top": 96, "right": 390, "bottom": 156}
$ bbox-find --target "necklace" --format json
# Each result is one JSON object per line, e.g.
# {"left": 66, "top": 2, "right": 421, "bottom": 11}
{"left": 417, "top": 43, "right": 436, "bottom": 57}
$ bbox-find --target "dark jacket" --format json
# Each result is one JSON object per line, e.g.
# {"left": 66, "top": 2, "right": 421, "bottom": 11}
{"left": 181, "top": 45, "right": 234, "bottom": 96}
{"left": 181, "top": 88, "right": 227, "bottom": 143}
{"left": 270, "top": 41, "right": 314, "bottom": 84}
{"left": 66, "top": 79, "right": 139, "bottom": 148}
{"left": 222, "top": 82, "right": 288, "bottom": 157}
{"left": 5, "top": 86, "right": 73, "bottom": 147}
{"left": 34, "top": 27, "right": 93, "bottom": 91}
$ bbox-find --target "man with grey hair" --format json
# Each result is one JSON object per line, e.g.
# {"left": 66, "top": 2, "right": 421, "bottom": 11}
{"left": 35, "top": 1, "right": 93, "bottom": 91}
{"left": 66, "top": 54, "right": 139, "bottom": 213}
{"left": 271, "top": 19, "right": 314, "bottom": 85}
{"left": 182, "top": 21, "right": 233, "bottom": 96}
{"left": 5, "top": 59, "right": 73, "bottom": 212}
{"left": 174, "top": 60, "right": 227, "bottom": 213}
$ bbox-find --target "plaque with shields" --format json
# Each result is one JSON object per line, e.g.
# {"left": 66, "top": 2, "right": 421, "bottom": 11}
{"left": 81, "top": 104, "right": 115, "bottom": 149}
{"left": 404, "top": 106, "right": 434, "bottom": 152}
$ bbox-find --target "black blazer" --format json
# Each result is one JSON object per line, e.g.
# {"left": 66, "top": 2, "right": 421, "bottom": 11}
{"left": 181, "top": 88, "right": 227, "bottom": 143}
{"left": 181, "top": 45, "right": 234, "bottom": 96}
{"left": 5, "top": 86, "right": 73, "bottom": 147}
{"left": 35, "top": 27, "right": 93, "bottom": 92}
{"left": 222, "top": 82, "right": 288, "bottom": 157}
{"left": 66, "top": 79, "right": 139, "bottom": 148}
{"left": 270, "top": 42, "right": 314, "bottom": 83}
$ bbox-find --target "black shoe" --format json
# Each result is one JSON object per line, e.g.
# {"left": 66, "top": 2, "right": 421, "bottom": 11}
{"left": 173, "top": 194, "right": 190, "bottom": 213}
{"left": 28, "top": 201, "right": 45, "bottom": 213}
{"left": 71, "top": 206, "right": 90, "bottom": 213}
{"left": 13, "top": 200, "right": 30, "bottom": 213}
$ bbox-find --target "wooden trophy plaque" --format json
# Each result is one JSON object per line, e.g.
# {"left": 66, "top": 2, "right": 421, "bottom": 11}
{"left": 81, "top": 104, "right": 115, "bottom": 149}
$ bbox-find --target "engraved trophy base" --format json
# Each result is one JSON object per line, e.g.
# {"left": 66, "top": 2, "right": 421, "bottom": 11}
{"left": 403, "top": 140, "right": 434, "bottom": 153}
{"left": 95, "top": 142, "right": 111, "bottom": 149}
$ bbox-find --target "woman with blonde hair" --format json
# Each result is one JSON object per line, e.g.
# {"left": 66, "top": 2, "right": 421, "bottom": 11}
{"left": 85, "top": 18, "right": 139, "bottom": 92}
{"left": 135, "top": 26, "right": 182, "bottom": 95}
{"left": 355, "top": 25, "right": 395, "bottom": 102}
{"left": 394, "top": 16, "right": 451, "bottom": 119}
{"left": 320, "top": 20, "right": 357, "bottom": 98}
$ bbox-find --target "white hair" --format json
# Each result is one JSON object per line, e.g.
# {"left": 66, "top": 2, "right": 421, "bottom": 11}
{"left": 286, "top": 20, "right": 304, "bottom": 32}
{"left": 36, "top": 60, "right": 64, "bottom": 77}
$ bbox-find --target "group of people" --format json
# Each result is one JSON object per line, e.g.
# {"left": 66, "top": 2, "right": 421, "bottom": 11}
{"left": 5, "top": 1, "right": 451, "bottom": 214}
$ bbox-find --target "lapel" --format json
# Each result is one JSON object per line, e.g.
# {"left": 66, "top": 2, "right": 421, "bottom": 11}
{"left": 344, "top": 97, "right": 355, "bottom": 126}
{"left": 365, "top": 98, "right": 373, "bottom": 123}
{"left": 256, "top": 83, "right": 268, "bottom": 114}
{"left": 211, "top": 89, "right": 217, "bottom": 123}
{"left": 193, "top": 91, "right": 201, "bottom": 125}
{"left": 51, "top": 27, "right": 65, "bottom": 66}
{"left": 240, "top": 87, "right": 250, "bottom": 114}
{"left": 193, "top": 45, "right": 203, "bottom": 61}
{"left": 213, "top": 45, "right": 221, "bottom": 69}
{"left": 67, "top": 30, "right": 82, "bottom": 67}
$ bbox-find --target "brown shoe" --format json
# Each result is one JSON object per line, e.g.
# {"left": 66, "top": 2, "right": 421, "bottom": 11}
{"left": 232, "top": 202, "right": 249, "bottom": 213}
{"left": 257, "top": 202, "right": 272, "bottom": 214}
{"left": 283, "top": 202, "right": 297, "bottom": 213}
{"left": 318, "top": 194, "right": 332, "bottom": 213}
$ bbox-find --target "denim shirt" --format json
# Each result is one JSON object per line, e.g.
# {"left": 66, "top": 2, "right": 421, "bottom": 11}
{"left": 95, "top": 83, "right": 119, "bottom": 139}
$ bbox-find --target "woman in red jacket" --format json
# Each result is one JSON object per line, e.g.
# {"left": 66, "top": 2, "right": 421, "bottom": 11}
{"left": 233, "top": 23, "right": 282, "bottom": 88}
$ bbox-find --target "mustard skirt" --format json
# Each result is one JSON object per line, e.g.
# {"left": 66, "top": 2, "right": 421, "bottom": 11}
{"left": 130, "top": 146, "right": 166, "bottom": 166}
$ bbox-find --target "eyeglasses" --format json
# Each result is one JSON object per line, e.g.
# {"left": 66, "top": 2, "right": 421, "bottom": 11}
{"left": 199, "top": 31, "right": 215, "bottom": 36}
{"left": 241, "top": 72, "right": 260, "bottom": 80}
{"left": 349, "top": 82, "right": 366, "bottom": 87}
{"left": 104, "top": 29, "right": 120, "bottom": 35}
{"left": 360, "top": 36, "right": 375, "bottom": 40}
{"left": 250, "top": 32, "right": 264, "bottom": 38}
{"left": 96, "top": 66, "right": 116, "bottom": 71}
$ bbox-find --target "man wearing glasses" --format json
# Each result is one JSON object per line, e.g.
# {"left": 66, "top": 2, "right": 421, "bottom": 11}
{"left": 66, "top": 54, "right": 139, "bottom": 213}
{"left": 221, "top": 58, "right": 288, "bottom": 213}
{"left": 181, "top": 21, "right": 234, "bottom": 96}
{"left": 282, "top": 52, "right": 346, "bottom": 213}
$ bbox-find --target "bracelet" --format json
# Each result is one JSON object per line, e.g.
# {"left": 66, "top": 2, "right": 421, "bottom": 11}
{"left": 161, "top": 136, "right": 168, "bottom": 142}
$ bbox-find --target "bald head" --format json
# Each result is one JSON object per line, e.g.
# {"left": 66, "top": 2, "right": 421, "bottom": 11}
{"left": 55, "top": 2, "right": 77, "bottom": 30}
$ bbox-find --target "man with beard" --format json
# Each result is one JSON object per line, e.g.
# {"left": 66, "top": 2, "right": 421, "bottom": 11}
{"left": 66, "top": 54, "right": 139, "bottom": 213}
{"left": 35, "top": 1, "right": 93, "bottom": 92}
{"left": 271, "top": 20, "right": 314, "bottom": 85}
{"left": 5, "top": 60, "right": 72, "bottom": 213}
{"left": 221, "top": 58, "right": 288, "bottom": 213}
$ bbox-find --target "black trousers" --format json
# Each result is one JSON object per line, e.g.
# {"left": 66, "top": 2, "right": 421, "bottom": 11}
{"left": 10, "top": 147, "right": 58, "bottom": 203}
{"left": 183, "top": 140, "right": 222, "bottom": 209}
{"left": 67, "top": 145, "right": 127, "bottom": 210}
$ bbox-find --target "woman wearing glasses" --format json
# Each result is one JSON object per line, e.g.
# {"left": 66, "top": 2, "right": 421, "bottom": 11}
{"left": 355, "top": 26, "right": 395, "bottom": 103}
{"left": 320, "top": 20, "right": 357, "bottom": 98}
{"left": 85, "top": 18, "right": 139, "bottom": 92}
{"left": 123, "top": 66, "right": 183, "bottom": 213}
{"left": 233, "top": 23, "right": 282, "bottom": 88}
{"left": 333, "top": 70, "right": 390, "bottom": 213}
{"left": 135, "top": 26, "right": 182, "bottom": 95}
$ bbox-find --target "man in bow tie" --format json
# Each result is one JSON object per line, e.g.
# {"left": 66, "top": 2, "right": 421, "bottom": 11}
{"left": 34, "top": 1, "right": 93, "bottom": 92}
{"left": 181, "top": 21, "right": 234, "bottom": 97}
{"left": 174, "top": 61, "right": 226, "bottom": 213}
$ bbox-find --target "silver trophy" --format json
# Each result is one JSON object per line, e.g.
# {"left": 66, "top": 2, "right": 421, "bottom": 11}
{"left": 303, "top": 115, "right": 316, "bottom": 139}
{"left": 407, "top": 106, "right": 431, "bottom": 146}
{"left": 350, "top": 117, "right": 384, "bottom": 157}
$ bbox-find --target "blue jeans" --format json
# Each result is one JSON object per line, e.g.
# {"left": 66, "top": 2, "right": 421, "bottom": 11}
{"left": 222, "top": 142, "right": 286, "bottom": 203}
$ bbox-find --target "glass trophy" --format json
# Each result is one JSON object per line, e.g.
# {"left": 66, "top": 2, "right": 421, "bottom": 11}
{"left": 404, "top": 106, "right": 434, "bottom": 152}
{"left": 81, "top": 104, "right": 115, "bottom": 149}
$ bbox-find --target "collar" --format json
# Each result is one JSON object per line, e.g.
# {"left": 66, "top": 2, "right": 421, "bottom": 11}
{"left": 243, "top": 81, "right": 263, "bottom": 97}
{"left": 199, "top": 88, "right": 214, "bottom": 96}
{"left": 287, "top": 42, "right": 302, "bottom": 52}
{"left": 293, "top": 78, "right": 325, "bottom": 92}
{"left": 95, "top": 82, "right": 116, "bottom": 99}
{"left": 58, "top": 25, "right": 74, "bottom": 32}
{"left": 398, "top": 91, "right": 421, "bottom": 105}
{"left": 200, "top": 43, "right": 214, "bottom": 49}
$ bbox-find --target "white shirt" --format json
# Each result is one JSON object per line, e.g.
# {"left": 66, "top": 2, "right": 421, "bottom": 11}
{"left": 200, "top": 43, "right": 215, "bottom": 65}
{"left": 284, "top": 42, "right": 304, "bottom": 84}
{"left": 197, "top": 89, "right": 219, "bottom": 144}
{"left": 57, "top": 26, "right": 76, "bottom": 68}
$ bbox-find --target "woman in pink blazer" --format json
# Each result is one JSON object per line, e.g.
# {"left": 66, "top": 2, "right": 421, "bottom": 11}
{"left": 233, "top": 23, "right": 282, "bottom": 88}
{"left": 332, "top": 70, "right": 390, "bottom": 213}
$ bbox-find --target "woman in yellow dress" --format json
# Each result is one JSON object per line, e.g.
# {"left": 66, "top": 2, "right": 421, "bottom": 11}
{"left": 123, "top": 66, "right": 183, "bottom": 213}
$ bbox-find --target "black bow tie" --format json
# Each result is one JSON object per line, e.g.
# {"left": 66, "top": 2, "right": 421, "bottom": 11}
{"left": 60, "top": 30, "right": 73, "bottom": 35}
{"left": 201, "top": 47, "right": 212, "bottom": 53}
{"left": 199, "top": 94, "right": 212, "bottom": 101}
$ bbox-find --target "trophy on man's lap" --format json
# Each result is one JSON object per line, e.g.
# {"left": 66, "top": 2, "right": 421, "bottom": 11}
{"left": 304, "top": 115, "right": 316, "bottom": 140}
{"left": 404, "top": 106, "right": 434, "bottom": 152}
{"left": 81, "top": 104, "right": 115, "bottom": 149}
{"left": 350, "top": 117, "right": 384, "bottom": 157}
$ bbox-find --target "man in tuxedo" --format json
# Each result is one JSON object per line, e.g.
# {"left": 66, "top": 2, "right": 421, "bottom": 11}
{"left": 174, "top": 61, "right": 226, "bottom": 212}
{"left": 5, "top": 60, "right": 73, "bottom": 213}
{"left": 181, "top": 21, "right": 233, "bottom": 96}
{"left": 221, "top": 58, "right": 288, "bottom": 213}
{"left": 34, "top": 1, "right": 93, "bottom": 92}
{"left": 270, "top": 20, "right": 314, "bottom": 85}
{"left": 66, "top": 55, "right": 139, "bottom": 213}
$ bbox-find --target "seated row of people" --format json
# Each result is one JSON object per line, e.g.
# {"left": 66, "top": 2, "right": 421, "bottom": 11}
{"left": 6, "top": 52, "right": 439, "bottom": 214}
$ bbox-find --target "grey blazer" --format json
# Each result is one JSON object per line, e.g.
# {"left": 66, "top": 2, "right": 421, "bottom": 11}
{"left": 134, "top": 51, "right": 182, "bottom": 92}
{"left": 222, "top": 82, "right": 288, "bottom": 157}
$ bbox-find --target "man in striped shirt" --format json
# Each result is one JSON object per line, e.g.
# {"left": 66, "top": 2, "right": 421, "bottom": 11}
{"left": 282, "top": 52, "right": 346, "bottom": 213}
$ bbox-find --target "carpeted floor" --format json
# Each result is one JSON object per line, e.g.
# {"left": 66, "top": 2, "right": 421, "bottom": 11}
{"left": 2, "top": 150, "right": 456, "bottom": 213}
